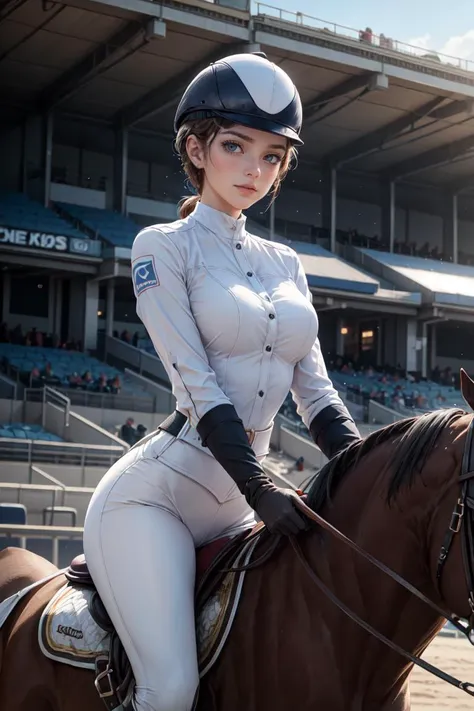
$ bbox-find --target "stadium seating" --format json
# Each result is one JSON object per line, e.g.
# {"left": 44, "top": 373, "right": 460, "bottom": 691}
{"left": 0, "top": 191, "right": 86, "bottom": 239}
{"left": 0, "top": 343, "right": 152, "bottom": 400}
{"left": 55, "top": 202, "right": 140, "bottom": 247}
{"left": 329, "top": 369, "right": 464, "bottom": 415}
{"left": 0, "top": 422, "right": 63, "bottom": 441}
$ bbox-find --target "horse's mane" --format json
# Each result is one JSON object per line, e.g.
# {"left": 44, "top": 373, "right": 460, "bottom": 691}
{"left": 306, "top": 407, "right": 466, "bottom": 513}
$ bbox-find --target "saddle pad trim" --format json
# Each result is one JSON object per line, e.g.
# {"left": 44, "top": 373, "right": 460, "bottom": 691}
{"left": 199, "top": 535, "right": 258, "bottom": 678}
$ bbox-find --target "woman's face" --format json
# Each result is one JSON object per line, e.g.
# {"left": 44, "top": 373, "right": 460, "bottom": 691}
{"left": 186, "top": 124, "right": 288, "bottom": 218}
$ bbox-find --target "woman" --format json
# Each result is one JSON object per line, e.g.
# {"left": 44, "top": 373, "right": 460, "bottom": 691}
{"left": 83, "top": 52, "right": 360, "bottom": 711}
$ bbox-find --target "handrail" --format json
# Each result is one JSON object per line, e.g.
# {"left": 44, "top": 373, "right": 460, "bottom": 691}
{"left": 42, "top": 386, "right": 70, "bottom": 429}
{"left": 255, "top": 3, "right": 474, "bottom": 75}
{"left": 29, "top": 464, "right": 66, "bottom": 489}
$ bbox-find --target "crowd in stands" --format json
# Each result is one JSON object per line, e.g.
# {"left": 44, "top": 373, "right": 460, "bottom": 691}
{"left": 0, "top": 322, "right": 81, "bottom": 351}
{"left": 328, "top": 356, "right": 462, "bottom": 414}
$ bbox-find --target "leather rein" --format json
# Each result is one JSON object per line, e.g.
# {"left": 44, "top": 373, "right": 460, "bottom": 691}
{"left": 290, "top": 416, "right": 474, "bottom": 697}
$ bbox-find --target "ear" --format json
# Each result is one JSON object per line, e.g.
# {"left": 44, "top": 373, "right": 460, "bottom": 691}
{"left": 460, "top": 368, "right": 474, "bottom": 411}
{"left": 185, "top": 134, "right": 205, "bottom": 169}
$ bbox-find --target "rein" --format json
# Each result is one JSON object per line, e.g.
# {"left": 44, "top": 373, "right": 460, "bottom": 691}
{"left": 289, "top": 416, "right": 474, "bottom": 697}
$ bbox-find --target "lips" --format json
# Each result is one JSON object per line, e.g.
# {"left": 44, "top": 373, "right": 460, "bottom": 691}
{"left": 235, "top": 185, "right": 257, "bottom": 192}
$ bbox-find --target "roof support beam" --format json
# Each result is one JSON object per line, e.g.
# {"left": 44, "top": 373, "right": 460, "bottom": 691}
{"left": 328, "top": 96, "right": 445, "bottom": 167}
{"left": 303, "top": 72, "right": 380, "bottom": 122}
{"left": 114, "top": 42, "right": 241, "bottom": 128}
{"left": 38, "top": 20, "right": 163, "bottom": 111}
{"left": 384, "top": 133, "right": 474, "bottom": 181}
{"left": 428, "top": 99, "right": 474, "bottom": 121}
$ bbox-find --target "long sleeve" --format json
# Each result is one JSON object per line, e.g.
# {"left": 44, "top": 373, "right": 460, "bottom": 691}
{"left": 131, "top": 227, "right": 232, "bottom": 427}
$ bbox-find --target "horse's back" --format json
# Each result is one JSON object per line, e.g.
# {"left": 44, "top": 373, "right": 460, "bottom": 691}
{"left": 0, "top": 547, "right": 58, "bottom": 602}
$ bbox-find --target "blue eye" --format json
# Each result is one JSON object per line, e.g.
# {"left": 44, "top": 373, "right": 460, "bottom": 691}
{"left": 266, "top": 154, "right": 282, "bottom": 165}
{"left": 222, "top": 141, "right": 242, "bottom": 153}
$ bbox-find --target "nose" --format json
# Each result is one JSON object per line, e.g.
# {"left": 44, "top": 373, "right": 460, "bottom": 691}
{"left": 244, "top": 155, "right": 261, "bottom": 180}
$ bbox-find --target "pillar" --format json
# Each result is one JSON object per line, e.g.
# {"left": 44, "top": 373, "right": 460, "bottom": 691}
{"left": 44, "top": 111, "right": 53, "bottom": 207}
{"left": 322, "top": 165, "right": 337, "bottom": 252}
{"left": 442, "top": 193, "right": 458, "bottom": 263}
{"left": 106, "top": 280, "right": 115, "bottom": 336}
{"left": 83, "top": 280, "right": 99, "bottom": 351}
{"left": 382, "top": 180, "right": 396, "bottom": 252}
{"left": 113, "top": 126, "right": 128, "bottom": 214}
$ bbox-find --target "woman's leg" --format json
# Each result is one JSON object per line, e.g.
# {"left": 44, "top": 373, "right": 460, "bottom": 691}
{"left": 83, "top": 454, "right": 200, "bottom": 711}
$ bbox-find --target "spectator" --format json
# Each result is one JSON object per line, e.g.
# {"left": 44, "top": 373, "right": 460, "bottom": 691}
{"left": 120, "top": 417, "right": 136, "bottom": 446}
{"left": 136, "top": 424, "right": 148, "bottom": 442}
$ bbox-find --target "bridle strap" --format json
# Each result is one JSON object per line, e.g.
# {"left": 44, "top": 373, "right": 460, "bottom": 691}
{"left": 290, "top": 415, "right": 474, "bottom": 696}
{"left": 289, "top": 535, "right": 474, "bottom": 696}
{"left": 294, "top": 497, "right": 469, "bottom": 635}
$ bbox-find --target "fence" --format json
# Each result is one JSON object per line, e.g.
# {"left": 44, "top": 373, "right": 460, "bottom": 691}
{"left": 255, "top": 3, "right": 474, "bottom": 75}
{"left": 0, "top": 437, "right": 123, "bottom": 471}
{"left": 0, "top": 523, "right": 84, "bottom": 567}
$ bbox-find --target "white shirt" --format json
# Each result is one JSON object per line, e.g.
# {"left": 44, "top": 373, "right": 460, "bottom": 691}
{"left": 131, "top": 202, "right": 342, "bottom": 440}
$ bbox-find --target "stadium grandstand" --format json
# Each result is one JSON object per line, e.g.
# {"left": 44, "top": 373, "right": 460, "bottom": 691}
{"left": 2, "top": 0, "right": 474, "bottom": 565}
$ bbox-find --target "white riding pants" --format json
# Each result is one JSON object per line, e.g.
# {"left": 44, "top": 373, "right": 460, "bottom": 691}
{"left": 83, "top": 430, "right": 255, "bottom": 711}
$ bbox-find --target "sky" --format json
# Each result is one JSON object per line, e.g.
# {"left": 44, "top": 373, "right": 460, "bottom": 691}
{"left": 251, "top": 0, "right": 474, "bottom": 61}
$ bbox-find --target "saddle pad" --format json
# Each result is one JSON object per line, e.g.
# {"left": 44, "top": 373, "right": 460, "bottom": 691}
{"left": 39, "top": 584, "right": 110, "bottom": 669}
{"left": 38, "top": 536, "right": 258, "bottom": 677}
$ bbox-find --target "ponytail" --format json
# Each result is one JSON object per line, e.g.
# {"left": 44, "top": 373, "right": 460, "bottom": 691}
{"left": 178, "top": 195, "right": 200, "bottom": 219}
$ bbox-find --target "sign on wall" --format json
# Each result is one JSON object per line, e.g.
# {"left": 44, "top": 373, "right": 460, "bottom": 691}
{"left": 0, "top": 226, "right": 102, "bottom": 258}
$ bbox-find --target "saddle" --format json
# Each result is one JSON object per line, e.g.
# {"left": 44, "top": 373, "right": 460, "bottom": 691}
{"left": 64, "top": 523, "right": 266, "bottom": 711}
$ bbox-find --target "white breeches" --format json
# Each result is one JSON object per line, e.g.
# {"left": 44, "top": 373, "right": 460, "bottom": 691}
{"left": 83, "top": 430, "right": 255, "bottom": 711}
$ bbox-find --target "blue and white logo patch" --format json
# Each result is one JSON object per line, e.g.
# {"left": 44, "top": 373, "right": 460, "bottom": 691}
{"left": 133, "top": 256, "right": 159, "bottom": 296}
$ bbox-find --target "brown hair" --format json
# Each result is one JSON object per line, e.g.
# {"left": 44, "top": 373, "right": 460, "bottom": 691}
{"left": 174, "top": 116, "right": 297, "bottom": 219}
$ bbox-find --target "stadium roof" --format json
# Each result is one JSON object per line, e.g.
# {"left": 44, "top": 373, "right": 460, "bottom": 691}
{"left": 275, "top": 241, "right": 421, "bottom": 310}
{"left": 356, "top": 249, "right": 474, "bottom": 309}
{"left": 3, "top": 0, "right": 474, "bottom": 198}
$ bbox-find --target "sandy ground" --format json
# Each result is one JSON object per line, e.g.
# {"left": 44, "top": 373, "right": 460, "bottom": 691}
{"left": 409, "top": 635, "right": 474, "bottom": 709}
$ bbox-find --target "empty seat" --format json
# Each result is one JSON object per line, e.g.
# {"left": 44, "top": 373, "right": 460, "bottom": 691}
{"left": 0, "top": 503, "right": 27, "bottom": 524}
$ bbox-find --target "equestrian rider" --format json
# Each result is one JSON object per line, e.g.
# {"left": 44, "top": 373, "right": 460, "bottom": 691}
{"left": 83, "top": 52, "right": 361, "bottom": 711}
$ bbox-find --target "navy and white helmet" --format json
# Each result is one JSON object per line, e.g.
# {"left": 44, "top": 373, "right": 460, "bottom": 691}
{"left": 174, "top": 52, "right": 303, "bottom": 145}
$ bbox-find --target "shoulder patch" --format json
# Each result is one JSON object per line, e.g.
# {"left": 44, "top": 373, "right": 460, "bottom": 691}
{"left": 133, "top": 255, "right": 159, "bottom": 296}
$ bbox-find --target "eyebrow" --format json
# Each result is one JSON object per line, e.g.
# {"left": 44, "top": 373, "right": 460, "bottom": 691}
{"left": 220, "top": 129, "right": 286, "bottom": 151}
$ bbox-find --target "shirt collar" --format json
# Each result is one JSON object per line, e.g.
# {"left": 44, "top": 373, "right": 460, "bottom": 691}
{"left": 191, "top": 201, "right": 247, "bottom": 241}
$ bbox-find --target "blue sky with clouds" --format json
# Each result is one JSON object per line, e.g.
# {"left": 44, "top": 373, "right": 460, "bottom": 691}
{"left": 252, "top": 0, "right": 474, "bottom": 59}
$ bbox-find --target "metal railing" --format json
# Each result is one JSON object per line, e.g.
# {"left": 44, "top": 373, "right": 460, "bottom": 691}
{"left": 0, "top": 522, "right": 83, "bottom": 567}
{"left": 42, "top": 386, "right": 70, "bottom": 430}
{"left": 0, "top": 437, "right": 123, "bottom": 473}
{"left": 23, "top": 383, "right": 156, "bottom": 413}
{"left": 255, "top": 3, "right": 474, "bottom": 75}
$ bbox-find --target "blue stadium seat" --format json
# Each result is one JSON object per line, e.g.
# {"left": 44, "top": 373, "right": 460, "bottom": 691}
{"left": 0, "top": 343, "right": 153, "bottom": 401}
{"left": 0, "top": 420, "right": 63, "bottom": 442}
{"left": 0, "top": 503, "right": 27, "bottom": 524}
{"left": 0, "top": 191, "right": 87, "bottom": 240}
{"left": 55, "top": 202, "right": 139, "bottom": 247}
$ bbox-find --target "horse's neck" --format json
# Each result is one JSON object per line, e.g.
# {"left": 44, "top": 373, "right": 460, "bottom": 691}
{"left": 301, "top": 467, "right": 443, "bottom": 706}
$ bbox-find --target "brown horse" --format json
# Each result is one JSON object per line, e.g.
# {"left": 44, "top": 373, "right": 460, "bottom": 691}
{"left": 3, "top": 384, "right": 474, "bottom": 710}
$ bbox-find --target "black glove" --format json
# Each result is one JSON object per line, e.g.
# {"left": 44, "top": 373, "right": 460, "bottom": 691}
{"left": 309, "top": 403, "right": 361, "bottom": 460}
{"left": 197, "top": 404, "right": 307, "bottom": 536}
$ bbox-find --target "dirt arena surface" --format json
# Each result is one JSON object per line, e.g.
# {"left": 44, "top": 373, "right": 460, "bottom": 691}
{"left": 411, "top": 635, "right": 474, "bottom": 709}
